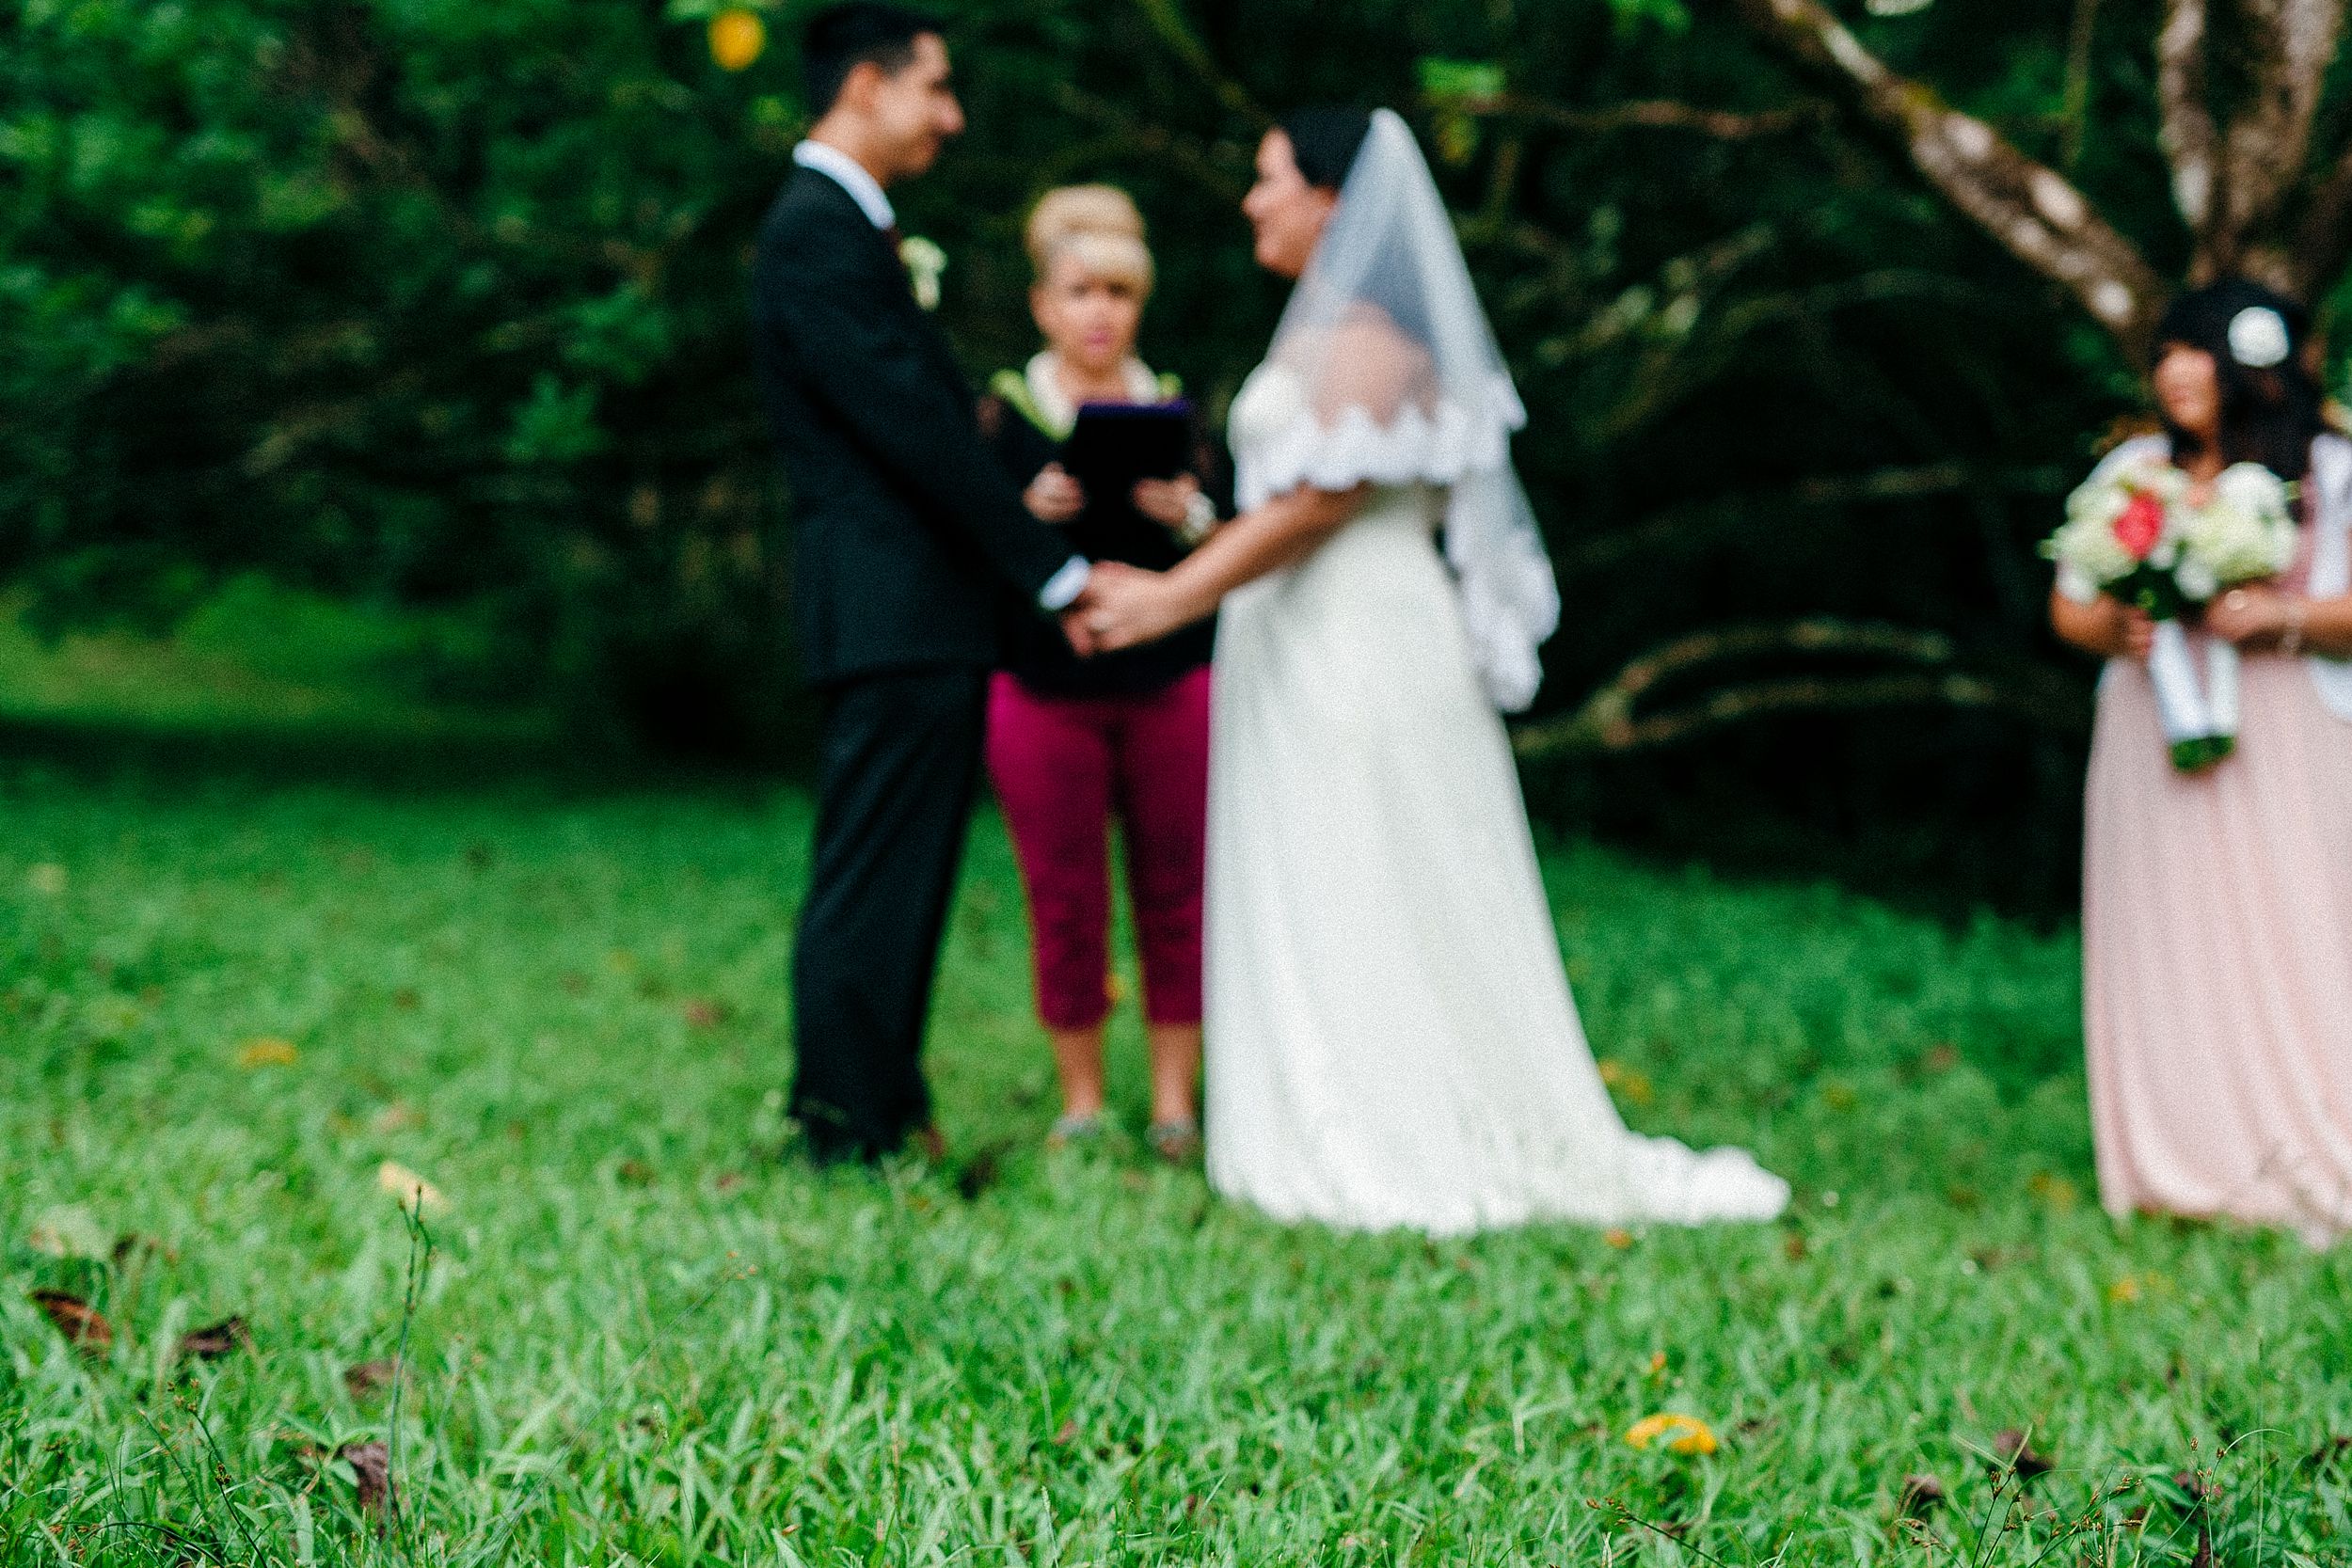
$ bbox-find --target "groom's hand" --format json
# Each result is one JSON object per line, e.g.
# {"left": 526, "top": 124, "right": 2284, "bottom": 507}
{"left": 1058, "top": 595, "right": 1101, "bottom": 658}
{"left": 1057, "top": 562, "right": 1151, "bottom": 658}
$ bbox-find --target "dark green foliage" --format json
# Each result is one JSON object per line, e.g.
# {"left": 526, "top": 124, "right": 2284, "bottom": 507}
{"left": 0, "top": 0, "right": 2224, "bottom": 902}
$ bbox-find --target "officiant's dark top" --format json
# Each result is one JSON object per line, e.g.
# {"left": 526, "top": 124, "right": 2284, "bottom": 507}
{"left": 751, "top": 167, "right": 1072, "bottom": 687}
{"left": 979, "top": 382, "right": 1222, "bottom": 697}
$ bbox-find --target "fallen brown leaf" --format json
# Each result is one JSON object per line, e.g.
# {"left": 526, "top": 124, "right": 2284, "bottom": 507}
{"left": 1054, "top": 1418, "right": 1079, "bottom": 1446}
{"left": 617, "top": 1159, "right": 655, "bottom": 1186}
{"left": 1992, "top": 1428, "right": 2052, "bottom": 1481}
{"left": 235, "top": 1037, "right": 300, "bottom": 1069}
{"left": 1898, "top": 1473, "right": 1947, "bottom": 1518}
{"left": 713, "top": 1172, "right": 746, "bottom": 1195}
{"left": 681, "top": 998, "right": 730, "bottom": 1028}
{"left": 175, "top": 1316, "right": 250, "bottom": 1362}
{"left": 343, "top": 1359, "right": 398, "bottom": 1400}
{"left": 30, "top": 1289, "right": 112, "bottom": 1352}
{"left": 112, "top": 1233, "right": 169, "bottom": 1265}
{"left": 376, "top": 1161, "right": 446, "bottom": 1215}
{"left": 956, "top": 1140, "right": 1013, "bottom": 1201}
{"left": 337, "top": 1440, "right": 396, "bottom": 1518}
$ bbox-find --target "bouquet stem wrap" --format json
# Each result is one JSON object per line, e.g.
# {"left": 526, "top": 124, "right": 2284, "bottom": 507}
{"left": 2145, "top": 620, "right": 2240, "bottom": 769}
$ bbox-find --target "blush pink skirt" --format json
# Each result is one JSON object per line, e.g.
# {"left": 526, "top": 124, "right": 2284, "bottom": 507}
{"left": 2083, "top": 645, "right": 2352, "bottom": 1243}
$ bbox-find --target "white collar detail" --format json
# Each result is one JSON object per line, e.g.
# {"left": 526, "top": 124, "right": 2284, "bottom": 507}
{"left": 1023, "top": 350, "right": 1161, "bottom": 438}
{"left": 793, "top": 141, "right": 896, "bottom": 232}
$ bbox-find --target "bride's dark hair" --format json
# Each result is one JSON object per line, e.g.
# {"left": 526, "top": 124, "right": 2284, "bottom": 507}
{"left": 1279, "top": 107, "right": 1375, "bottom": 190}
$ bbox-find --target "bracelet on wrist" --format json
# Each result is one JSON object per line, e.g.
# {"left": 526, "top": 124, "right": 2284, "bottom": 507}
{"left": 1178, "top": 489, "right": 1218, "bottom": 545}
{"left": 2281, "top": 597, "right": 2309, "bottom": 657}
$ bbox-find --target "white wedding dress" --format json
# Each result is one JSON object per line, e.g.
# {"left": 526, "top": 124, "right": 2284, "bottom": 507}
{"left": 1202, "top": 356, "right": 1791, "bottom": 1235}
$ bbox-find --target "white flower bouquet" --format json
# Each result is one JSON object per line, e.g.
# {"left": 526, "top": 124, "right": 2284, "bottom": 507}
{"left": 2045, "top": 452, "right": 2297, "bottom": 770}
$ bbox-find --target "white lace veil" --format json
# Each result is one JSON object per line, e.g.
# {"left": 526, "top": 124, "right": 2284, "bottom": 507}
{"left": 1236, "top": 107, "right": 1560, "bottom": 711}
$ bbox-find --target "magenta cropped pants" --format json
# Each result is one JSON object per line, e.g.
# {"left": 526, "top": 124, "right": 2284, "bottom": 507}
{"left": 984, "top": 668, "right": 1211, "bottom": 1031}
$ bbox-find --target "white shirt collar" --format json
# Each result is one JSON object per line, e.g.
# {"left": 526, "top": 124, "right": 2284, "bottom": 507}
{"left": 792, "top": 141, "right": 896, "bottom": 232}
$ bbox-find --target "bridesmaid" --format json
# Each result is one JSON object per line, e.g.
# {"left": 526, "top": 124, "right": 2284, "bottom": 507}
{"left": 977, "top": 185, "right": 1220, "bottom": 1161}
{"left": 2052, "top": 278, "right": 2352, "bottom": 1243}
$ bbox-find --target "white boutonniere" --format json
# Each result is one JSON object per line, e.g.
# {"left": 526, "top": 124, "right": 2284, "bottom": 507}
{"left": 899, "top": 235, "right": 946, "bottom": 311}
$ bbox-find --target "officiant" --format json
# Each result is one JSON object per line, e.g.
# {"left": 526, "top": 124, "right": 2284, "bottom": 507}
{"left": 977, "top": 183, "right": 1221, "bottom": 1163}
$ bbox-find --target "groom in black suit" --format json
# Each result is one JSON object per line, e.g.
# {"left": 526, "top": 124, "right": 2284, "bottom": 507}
{"left": 752, "top": 3, "right": 1111, "bottom": 1164}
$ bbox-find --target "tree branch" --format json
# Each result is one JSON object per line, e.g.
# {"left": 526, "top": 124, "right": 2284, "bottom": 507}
{"left": 1512, "top": 618, "right": 2087, "bottom": 758}
{"left": 2222, "top": 0, "right": 2346, "bottom": 282}
{"left": 2158, "top": 0, "right": 2223, "bottom": 274}
{"left": 2294, "top": 139, "right": 2352, "bottom": 299}
{"left": 1520, "top": 671, "right": 2009, "bottom": 754}
{"left": 2059, "top": 0, "right": 2105, "bottom": 169}
{"left": 1557, "top": 462, "right": 2070, "bottom": 575}
{"left": 1469, "top": 95, "right": 1832, "bottom": 140}
{"left": 1732, "top": 0, "right": 2168, "bottom": 355}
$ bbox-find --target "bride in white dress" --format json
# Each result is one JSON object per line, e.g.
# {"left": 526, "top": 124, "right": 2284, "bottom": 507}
{"left": 1081, "top": 107, "right": 1788, "bottom": 1234}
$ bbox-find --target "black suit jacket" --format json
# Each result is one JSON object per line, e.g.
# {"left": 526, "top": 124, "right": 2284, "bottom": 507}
{"left": 752, "top": 167, "right": 1073, "bottom": 687}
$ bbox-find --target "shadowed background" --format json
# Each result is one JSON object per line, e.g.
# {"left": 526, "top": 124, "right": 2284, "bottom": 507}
{"left": 8, "top": 0, "right": 2341, "bottom": 915}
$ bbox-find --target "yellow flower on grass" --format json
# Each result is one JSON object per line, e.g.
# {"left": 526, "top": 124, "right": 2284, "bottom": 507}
{"left": 708, "top": 8, "right": 766, "bottom": 71}
{"left": 1624, "top": 1413, "right": 1719, "bottom": 1456}
{"left": 236, "top": 1037, "right": 300, "bottom": 1069}
{"left": 2026, "top": 1171, "right": 2080, "bottom": 1211}
{"left": 1597, "top": 1059, "right": 1654, "bottom": 1106}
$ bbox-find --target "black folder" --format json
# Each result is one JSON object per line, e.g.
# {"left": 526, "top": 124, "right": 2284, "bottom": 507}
{"left": 1058, "top": 401, "right": 1195, "bottom": 564}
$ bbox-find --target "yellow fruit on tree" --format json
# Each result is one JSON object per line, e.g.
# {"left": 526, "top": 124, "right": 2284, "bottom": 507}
{"left": 708, "top": 8, "right": 766, "bottom": 71}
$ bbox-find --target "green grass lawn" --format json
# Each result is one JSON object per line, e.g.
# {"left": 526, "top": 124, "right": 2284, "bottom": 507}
{"left": 3, "top": 721, "right": 2348, "bottom": 1560}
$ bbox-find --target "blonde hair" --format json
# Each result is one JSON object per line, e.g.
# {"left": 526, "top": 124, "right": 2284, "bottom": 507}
{"left": 1025, "top": 184, "right": 1154, "bottom": 297}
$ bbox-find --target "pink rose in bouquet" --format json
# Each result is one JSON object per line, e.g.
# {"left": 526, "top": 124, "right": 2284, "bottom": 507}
{"left": 2113, "top": 490, "right": 2166, "bottom": 560}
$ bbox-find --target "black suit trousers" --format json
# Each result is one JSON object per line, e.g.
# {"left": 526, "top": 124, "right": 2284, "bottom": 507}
{"left": 790, "top": 665, "right": 989, "bottom": 1162}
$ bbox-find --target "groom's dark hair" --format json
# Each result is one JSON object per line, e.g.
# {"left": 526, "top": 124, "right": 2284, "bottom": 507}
{"left": 802, "top": 3, "right": 945, "bottom": 119}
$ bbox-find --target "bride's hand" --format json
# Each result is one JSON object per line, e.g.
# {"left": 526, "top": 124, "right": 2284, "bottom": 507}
{"left": 1080, "top": 562, "right": 1192, "bottom": 652}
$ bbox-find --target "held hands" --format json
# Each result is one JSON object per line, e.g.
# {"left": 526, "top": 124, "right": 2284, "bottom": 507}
{"left": 1025, "top": 464, "right": 1085, "bottom": 524}
{"left": 1078, "top": 561, "right": 1191, "bottom": 653}
{"left": 1057, "top": 562, "right": 1188, "bottom": 657}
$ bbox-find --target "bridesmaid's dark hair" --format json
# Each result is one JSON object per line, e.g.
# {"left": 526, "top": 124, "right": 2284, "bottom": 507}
{"left": 2154, "top": 278, "right": 2327, "bottom": 483}
{"left": 1279, "top": 107, "right": 1375, "bottom": 190}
